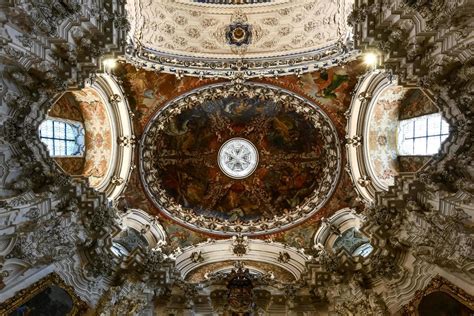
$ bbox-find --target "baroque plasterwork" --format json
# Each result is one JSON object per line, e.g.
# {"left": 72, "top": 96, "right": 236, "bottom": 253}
{"left": 46, "top": 75, "right": 135, "bottom": 200}
{"left": 71, "top": 88, "right": 113, "bottom": 188}
{"left": 174, "top": 0, "right": 290, "bottom": 6}
{"left": 125, "top": 0, "right": 357, "bottom": 78}
{"left": 128, "top": 0, "right": 352, "bottom": 58}
{"left": 140, "top": 82, "right": 342, "bottom": 236}
{"left": 1, "top": 0, "right": 473, "bottom": 314}
{"left": 174, "top": 238, "right": 308, "bottom": 283}
{"left": 346, "top": 71, "right": 395, "bottom": 203}
{"left": 366, "top": 84, "right": 401, "bottom": 188}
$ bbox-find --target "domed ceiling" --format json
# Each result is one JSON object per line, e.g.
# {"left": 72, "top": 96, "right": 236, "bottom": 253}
{"left": 139, "top": 83, "right": 341, "bottom": 235}
{"left": 125, "top": 0, "right": 356, "bottom": 78}
{"left": 116, "top": 60, "right": 365, "bottom": 246}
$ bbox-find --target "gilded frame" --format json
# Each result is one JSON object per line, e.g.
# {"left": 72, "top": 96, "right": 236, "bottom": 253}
{"left": 402, "top": 275, "right": 474, "bottom": 315}
{"left": 0, "top": 273, "right": 88, "bottom": 315}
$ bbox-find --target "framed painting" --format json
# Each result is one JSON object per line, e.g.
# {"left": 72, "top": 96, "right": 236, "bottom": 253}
{"left": 402, "top": 275, "right": 474, "bottom": 316}
{"left": 0, "top": 273, "right": 88, "bottom": 316}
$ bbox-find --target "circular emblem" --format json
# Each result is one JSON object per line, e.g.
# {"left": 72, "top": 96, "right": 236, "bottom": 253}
{"left": 218, "top": 138, "right": 259, "bottom": 179}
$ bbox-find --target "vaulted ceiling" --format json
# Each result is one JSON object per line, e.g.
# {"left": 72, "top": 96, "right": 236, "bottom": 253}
{"left": 125, "top": 0, "right": 358, "bottom": 78}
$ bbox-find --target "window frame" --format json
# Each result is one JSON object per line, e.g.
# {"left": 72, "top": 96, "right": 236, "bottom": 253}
{"left": 398, "top": 113, "right": 449, "bottom": 156}
{"left": 39, "top": 118, "right": 85, "bottom": 157}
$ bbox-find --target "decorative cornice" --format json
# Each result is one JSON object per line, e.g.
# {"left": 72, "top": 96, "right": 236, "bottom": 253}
{"left": 126, "top": 44, "right": 360, "bottom": 80}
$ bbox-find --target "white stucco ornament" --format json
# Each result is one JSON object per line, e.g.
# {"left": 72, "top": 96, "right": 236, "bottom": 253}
{"left": 218, "top": 138, "right": 259, "bottom": 179}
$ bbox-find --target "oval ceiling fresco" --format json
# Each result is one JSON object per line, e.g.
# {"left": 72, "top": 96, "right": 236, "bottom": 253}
{"left": 140, "top": 83, "right": 341, "bottom": 235}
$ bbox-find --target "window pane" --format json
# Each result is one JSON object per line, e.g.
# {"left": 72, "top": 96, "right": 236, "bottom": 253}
{"left": 54, "top": 140, "right": 66, "bottom": 156}
{"left": 441, "top": 119, "right": 449, "bottom": 134}
{"left": 65, "top": 124, "right": 76, "bottom": 140}
{"left": 398, "top": 113, "right": 451, "bottom": 156}
{"left": 427, "top": 114, "right": 441, "bottom": 135}
{"left": 111, "top": 242, "right": 129, "bottom": 257}
{"left": 441, "top": 133, "right": 449, "bottom": 143}
{"left": 400, "top": 120, "right": 414, "bottom": 139}
{"left": 39, "top": 120, "right": 54, "bottom": 138}
{"left": 426, "top": 136, "right": 441, "bottom": 155}
{"left": 414, "top": 137, "right": 427, "bottom": 155}
{"left": 399, "top": 138, "right": 414, "bottom": 155}
{"left": 66, "top": 141, "right": 78, "bottom": 155}
{"left": 43, "top": 138, "right": 54, "bottom": 153}
{"left": 414, "top": 117, "right": 427, "bottom": 137}
{"left": 53, "top": 121, "right": 66, "bottom": 139}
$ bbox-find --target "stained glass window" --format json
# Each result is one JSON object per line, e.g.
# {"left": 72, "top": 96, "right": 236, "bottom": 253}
{"left": 39, "top": 119, "right": 84, "bottom": 157}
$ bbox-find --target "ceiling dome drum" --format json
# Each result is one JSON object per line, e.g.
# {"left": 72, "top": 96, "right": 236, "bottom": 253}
{"left": 139, "top": 83, "right": 341, "bottom": 236}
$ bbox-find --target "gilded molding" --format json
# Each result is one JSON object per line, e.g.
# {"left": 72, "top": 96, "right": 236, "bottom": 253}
{"left": 402, "top": 275, "right": 474, "bottom": 315}
{"left": 0, "top": 273, "right": 88, "bottom": 315}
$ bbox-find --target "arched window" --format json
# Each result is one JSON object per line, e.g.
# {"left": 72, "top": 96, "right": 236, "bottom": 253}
{"left": 39, "top": 119, "right": 85, "bottom": 157}
{"left": 398, "top": 113, "right": 449, "bottom": 156}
